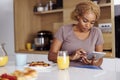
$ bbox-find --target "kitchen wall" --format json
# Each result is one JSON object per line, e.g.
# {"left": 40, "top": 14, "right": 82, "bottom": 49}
{"left": 114, "top": 0, "right": 120, "bottom": 16}
{"left": 114, "top": 0, "right": 120, "bottom": 5}
{"left": 0, "top": 0, "right": 14, "bottom": 57}
{"left": 115, "top": 5, "right": 120, "bottom": 16}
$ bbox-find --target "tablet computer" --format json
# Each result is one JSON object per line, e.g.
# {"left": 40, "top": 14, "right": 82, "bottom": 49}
{"left": 87, "top": 52, "right": 106, "bottom": 60}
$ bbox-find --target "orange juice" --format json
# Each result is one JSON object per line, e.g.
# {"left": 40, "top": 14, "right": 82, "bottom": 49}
{"left": 0, "top": 56, "right": 8, "bottom": 66}
{"left": 57, "top": 56, "right": 69, "bottom": 70}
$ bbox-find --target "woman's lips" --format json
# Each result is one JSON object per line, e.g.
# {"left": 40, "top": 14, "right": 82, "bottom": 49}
{"left": 82, "top": 28, "right": 89, "bottom": 31}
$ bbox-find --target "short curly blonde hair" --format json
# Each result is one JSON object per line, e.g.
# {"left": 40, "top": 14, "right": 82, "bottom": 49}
{"left": 71, "top": 1, "right": 100, "bottom": 21}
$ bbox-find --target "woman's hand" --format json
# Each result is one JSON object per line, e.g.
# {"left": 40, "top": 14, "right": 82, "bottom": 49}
{"left": 70, "top": 48, "right": 86, "bottom": 61}
{"left": 80, "top": 55, "right": 103, "bottom": 66}
{"left": 80, "top": 56, "right": 95, "bottom": 65}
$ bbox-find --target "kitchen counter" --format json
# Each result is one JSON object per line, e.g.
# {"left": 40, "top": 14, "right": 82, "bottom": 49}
{"left": 0, "top": 58, "right": 120, "bottom": 80}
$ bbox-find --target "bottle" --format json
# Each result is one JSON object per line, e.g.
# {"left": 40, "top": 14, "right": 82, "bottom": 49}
{"left": 49, "top": 0, "right": 53, "bottom": 10}
{"left": 0, "top": 43, "right": 8, "bottom": 66}
{"left": 45, "top": 4, "right": 49, "bottom": 11}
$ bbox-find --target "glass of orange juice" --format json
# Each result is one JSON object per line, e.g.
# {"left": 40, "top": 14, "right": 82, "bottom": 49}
{"left": 57, "top": 51, "right": 70, "bottom": 70}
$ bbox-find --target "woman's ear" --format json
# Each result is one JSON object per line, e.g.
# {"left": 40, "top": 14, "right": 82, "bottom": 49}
{"left": 77, "top": 16, "right": 80, "bottom": 19}
{"left": 77, "top": 16, "right": 80, "bottom": 21}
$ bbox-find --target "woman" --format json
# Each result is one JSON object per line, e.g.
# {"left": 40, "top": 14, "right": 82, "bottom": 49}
{"left": 48, "top": 1, "right": 104, "bottom": 66}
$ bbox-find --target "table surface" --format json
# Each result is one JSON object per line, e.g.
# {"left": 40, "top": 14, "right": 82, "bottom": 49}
{"left": 0, "top": 60, "right": 120, "bottom": 80}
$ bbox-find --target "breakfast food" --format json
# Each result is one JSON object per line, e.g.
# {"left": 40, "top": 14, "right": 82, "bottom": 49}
{"left": 28, "top": 61, "right": 50, "bottom": 67}
{"left": 0, "top": 68, "right": 37, "bottom": 80}
{"left": 12, "top": 68, "right": 38, "bottom": 80}
{"left": 24, "top": 68, "right": 37, "bottom": 78}
{"left": 0, "top": 73, "right": 17, "bottom": 80}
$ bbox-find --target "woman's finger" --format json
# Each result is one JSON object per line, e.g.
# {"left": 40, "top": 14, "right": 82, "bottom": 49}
{"left": 91, "top": 55, "right": 96, "bottom": 65}
{"left": 71, "top": 53, "right": 81, "bottom": 60}
{"left": 77, "top": 48, "right": 87, "bottom": 55}
{"left": 81, "top": 56, "right": 91, "bottom": 64}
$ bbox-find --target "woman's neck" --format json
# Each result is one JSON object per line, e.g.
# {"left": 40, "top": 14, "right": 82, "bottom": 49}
{"left": 73, "top": 24, "right": 90, "bottom": 33}
{"left": 73, "top": 24, "right": 91, "bottom": 40}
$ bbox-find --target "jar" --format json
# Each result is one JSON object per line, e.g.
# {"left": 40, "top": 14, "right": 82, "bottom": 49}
{"left": 48, "top": 0, "right": 53, "bottom": 10}
{"left": 0, "top": 43, "right": 8, "bottom": 66}
{"left": 37, "top": 3, "right": 44, "bottom": 12}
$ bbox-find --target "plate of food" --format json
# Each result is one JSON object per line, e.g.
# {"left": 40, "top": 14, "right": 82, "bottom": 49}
{"left": 24, "top": 61, "right": 53, "bottom": 72}
{"left": 87, "top": 52, "right": 106, "bottom": 60}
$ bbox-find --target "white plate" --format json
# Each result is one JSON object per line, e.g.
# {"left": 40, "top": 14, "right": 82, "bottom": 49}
{"left": 24, "top": 64, "right": 54, "bottom": 72}
{"left": 25, "top": 64, "right": 52, "bottom": 69}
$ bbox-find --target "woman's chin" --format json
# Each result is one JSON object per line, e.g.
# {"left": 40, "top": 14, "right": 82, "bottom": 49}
{"left": 82, "top": 30, "right": 89, "bottom": 33}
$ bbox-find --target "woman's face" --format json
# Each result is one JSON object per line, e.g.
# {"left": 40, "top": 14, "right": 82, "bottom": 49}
{"left": 77, "top": 11, "right": 96, "bottom": 32}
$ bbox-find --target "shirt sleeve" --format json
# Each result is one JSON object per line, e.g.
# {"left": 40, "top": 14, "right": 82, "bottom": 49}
{"left": 54, "top": 26, "right": 65, "bottom": 42}
{"left": 96, "top": 28, "right": 104, "bottom": 45}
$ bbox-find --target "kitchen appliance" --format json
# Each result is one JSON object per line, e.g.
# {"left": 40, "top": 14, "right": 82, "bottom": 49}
{"left": 34, "top": 30, "right": 53, "bottom": 51}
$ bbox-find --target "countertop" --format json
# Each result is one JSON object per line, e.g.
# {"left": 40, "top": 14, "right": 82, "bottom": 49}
{"left": 0, "top": 58, "right": 120, "bottom": 80}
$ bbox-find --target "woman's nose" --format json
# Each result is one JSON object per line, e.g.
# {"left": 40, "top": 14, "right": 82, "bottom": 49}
{"left": 86, "top": 23, "right": 91, "bottom": 27}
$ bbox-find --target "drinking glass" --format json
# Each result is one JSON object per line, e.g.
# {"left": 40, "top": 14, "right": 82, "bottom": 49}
{"left": 26, "top": 43, "right": 32, "bottom": 51}
{"left": 15, "top": 54, "right": 27, "bottom": 66}
{"left": 58, "top": 70, "right": 70, "bottom": 80}
{"left": 57, "top": 51, "right": 70, "bottom": 70}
